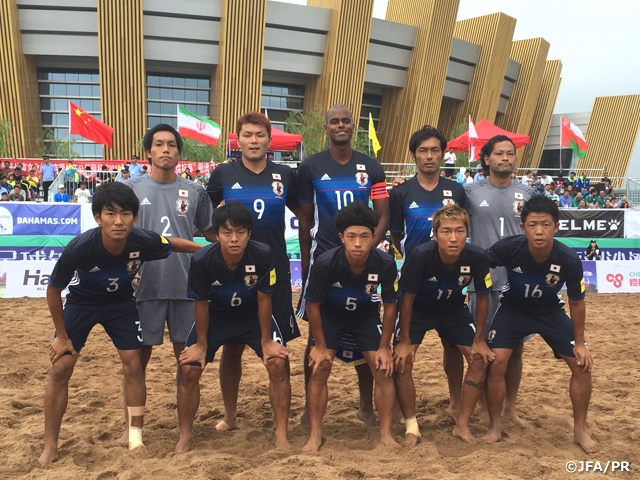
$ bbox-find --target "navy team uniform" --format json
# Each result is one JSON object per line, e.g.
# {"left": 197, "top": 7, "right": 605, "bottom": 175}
{"left": 399, "top": 242, "right": 492, "bottom": 346}
{"left": 207, "top": 161, "right": 300, "bottom": 343}
{"left": 185, "top": 240, "right": 278, "bottom": 362}
{"left": 305, "top": 246, "right": 400, "bottom": 352}
{"left": 48, "top": 227, "right": 172, "bottom": 352}
{"left": 485, "top": 236, "right": 586, "bottom": 357}
{"left": 389, "top": 176, "right": 467, "bottom": 258}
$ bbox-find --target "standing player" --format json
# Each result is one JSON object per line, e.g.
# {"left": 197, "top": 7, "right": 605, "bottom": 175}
{"left": 465, "top": 135, "right": 534, "bottom": 424}
{"left": 206, "top": 112, "right": 300, "bottom": 431}
{"left": 124, "top": 124, "right": 216, "bottom": 439}
{"left": 389, "top": 126, "right": 467, "bottom": 421}
{"left": 394, "top": 205, "right": 494, "bottom": 446}
{"left": 177, "top": 203, "right": 290, "bottom": 451}
{"left": 302, "top": 202, "right": 399, "bottom": 452}
{"left": 484, "top": 195, "right": 597, "bottom": 453}
{"left": 297, "top": 104, "right": 390, "bottom": 426}
{"left": 39, "top": 182, "right": 201, "bottom": 464}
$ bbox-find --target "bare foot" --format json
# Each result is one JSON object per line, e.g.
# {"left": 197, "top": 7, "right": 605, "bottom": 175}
{"left": 275, "top": 433, "right": 291, "bottom": 449}
{"left": 299, "top": 407, "right": 309, "bottom": 426}
{"left": 302, "top": 435, "right": 323, "bottom": 453}
{"left": 574, "top": 432, "right": 598, "bottom": 453}
{"left": 503, "top": 408, "right": 528, "bottom": 427}
{"left": 447, "top": 404, "right": 460, "bottom": 424}
{"left": 215, "top": 419, "right": 237, "bottom": 431}
{"left": 38, "top": 448, "right": 59, "bottom": 465}
{"left": 380, "top": 434, "right": 399, "bottom": 447}
{"left": 402, "top": 433, "right": 421, "bottom": 447}
{"left": 129, "top": 444, "right": 147, "bottom": 456}
{"left": 118, "top": 428, "right": 128, "bottom": 445}
{"left": 484, "top": 426, "right": 502, "bottom": 444}
{"left": 477, "top": 406, "right": 490, "bottom": 426}
{"left": 356, "top": 408, "right": 377, "bottom": 427}
{"left": 175, "top": 437, "right": 191, "bottom": 453}
{"left": 452, "top": 425, "right": 476, "bottom": 444}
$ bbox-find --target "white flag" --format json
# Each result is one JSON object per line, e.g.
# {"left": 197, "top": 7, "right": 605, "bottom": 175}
{"left": 469, "top": 115, "right": 479, "bottom": 162}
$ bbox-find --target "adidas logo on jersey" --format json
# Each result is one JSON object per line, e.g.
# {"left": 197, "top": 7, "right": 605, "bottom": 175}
{"left": 211, "top": 280, "right": 222, "bottom": 286}
{"left": 231, "top": 182, "right": 242, "bottom": 189}
{"left": 409, "top": 201, "right": 419, "bottom": 209}
{"left": 479, "top": 200, "right": 489, "bottom": 207}
{"left": 89, "top": 266, "right": 101, "bottom": 272}
{"left": 428, "top": 276, "right": 438, "bottom": 282}
{"left": 512, "top": 267, "right": 523, "bottom": 273}
{"left": 332, "top": 282, "right": 342, "bottom": 288}
{"left": 140, "top": 197, "right": 151, "bottom": 206}
{"left": 321, "top": 174, "right": 331, "bottom": 181}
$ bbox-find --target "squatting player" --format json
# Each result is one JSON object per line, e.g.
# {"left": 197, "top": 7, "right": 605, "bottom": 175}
{"left": 297, "top": 104, "right": 390, "bottom": 426}
{"left": 206, "top": 112, "right": 300, "bottom": 432}
{"left": 389, "top": 125, "right": 467, "bottom": 421}
{"left": 393, "top": 204, "right": 494, "bottom": 446}
{"left": 465, "top": 135, "right": 534, "bottom": 424}
{"left": 177, "top": 203, "right": 290, "bottom": 451}
{"left": 484, "top": 195, "right": 597, "bottom": 453}
{"left": 303, "top": 202, "right": 399, "bottom": 452}
{"left": 40, "top": 182, "right": 201, "bottom": 464}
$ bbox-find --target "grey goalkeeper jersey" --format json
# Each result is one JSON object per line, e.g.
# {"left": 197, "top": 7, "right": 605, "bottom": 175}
{"left": 126, "top": 175, "right": 214, "bottom": 300}
{"left": 465, "top": 179, "right": 534, "bottom": 291}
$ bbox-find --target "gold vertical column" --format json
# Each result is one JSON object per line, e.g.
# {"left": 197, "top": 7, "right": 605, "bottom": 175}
{"left": 438, "top": 13, "right": 516, "bottom": 139}
{"left": 97, "top": 0, "right": 146, "bottom": 159}
{"left": 210, "top": 0, "right": 266, "bottom": 144}
{"left": 495, "top": 38, "right": 549, "bottom": 140}
{"left": 377, "top": 0, "right": 459, "bottom": 165}
{"left": 519, "top": 60, "right": 562, "bottom": 170}
{"left": 0, "top": 0, "right": 42, "bottom": 157}
{"left": 303, "top": 0, "right": 374, "bottom": 123}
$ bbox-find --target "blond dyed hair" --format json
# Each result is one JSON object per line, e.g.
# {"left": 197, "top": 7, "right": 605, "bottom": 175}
{"left": 432, "top": 204, "right": 470, "bottom": 234}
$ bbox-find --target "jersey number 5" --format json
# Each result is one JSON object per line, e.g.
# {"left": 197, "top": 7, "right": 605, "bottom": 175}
{"left": 345, "top": 297, "right": 357, "bottom": 311}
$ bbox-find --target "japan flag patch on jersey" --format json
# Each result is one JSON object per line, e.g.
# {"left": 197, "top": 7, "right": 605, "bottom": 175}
{"left": 129, "top": 251, "right": 140, "bottom": 259}
{"left": 443, "top": 190, "right": 452, "bottom": 197}
{"left": 179, "top": 189, "right": 188, "bottom": 197}
{"left": 460, "top": 266, "right": 470, "bottom": 273}
{"left": 356, "top": 164, "right": 366, "bottom": 171}
{"left": 367, "top": 273, "right": 379, "bottom": 282}
{"left": 515, "top": 192, "right": 524, "bottom": 200}
{"left": 550, "top": 264, "right": 561, "bottom": 273}
{"left": 272, "top": 173, "right": 281, "bottom": 180}
{"left": 245, "top": 265, "right": 256, "bottom": 273}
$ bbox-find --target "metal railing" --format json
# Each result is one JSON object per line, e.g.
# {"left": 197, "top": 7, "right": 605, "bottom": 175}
{"left": 48, "top": 169, "right": 118, "bottom": 202}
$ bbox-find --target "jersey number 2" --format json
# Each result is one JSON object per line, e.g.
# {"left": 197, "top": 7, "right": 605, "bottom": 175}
{"left": 161, "top": 216, "right": 171, "bottom": 236}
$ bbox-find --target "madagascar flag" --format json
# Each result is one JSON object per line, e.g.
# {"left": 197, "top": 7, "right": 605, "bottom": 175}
{"left": 69, "top": 101, "right": 114, "bottom": 147}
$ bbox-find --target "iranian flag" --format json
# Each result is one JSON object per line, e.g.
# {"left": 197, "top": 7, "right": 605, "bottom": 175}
{"left": 177, "top": 105, "right": 221, "bottom": 146}
{"left": 561, "top": 117, "right": 588, "bottom": 159}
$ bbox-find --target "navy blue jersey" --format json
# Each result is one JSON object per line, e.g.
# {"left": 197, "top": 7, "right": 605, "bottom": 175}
{"left": 486, "top": 236, "right": 585, "bottom": 310}
{"left": 298, "top": 150, "right": 388, "bottom": 258}
{"left": 206, "top": 160, "right": 297, "bottom": 278}
{"left": 390, "top": 176, "right": 467, "bottom": 258}
{"left": 49, "top": 227, "right": 172, "bottom": 306}
{"left": 400, "top": 241, "right": 491, "bottom": 312}
{"left": 187, "top": 240, "right": 276, "bottom": 319}
{"left": 305, "top": 246, "right": 399, "bottom": 318}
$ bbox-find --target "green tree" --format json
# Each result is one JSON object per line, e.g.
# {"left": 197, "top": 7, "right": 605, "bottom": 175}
{"left": 180, "top": 137, "right": 225, "bottom": 163}
{"left": 352, "top": 128, "right": 371, "bottom": 156}
{"left": 284, "top": 105, "right": 327, "bottom": 157}
{"left": 0, "top": 118, "right": 12, "bottom": 158}
{"left": 57, "top": 137, "right": 81, "bottom": 160}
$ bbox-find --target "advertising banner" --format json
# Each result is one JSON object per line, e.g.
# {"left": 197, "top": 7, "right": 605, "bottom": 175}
{"left": 596, "top": 260, "right": 640, "bottom": 293}
{"left": 0, "top": 203, "right": 81, "bottom": 236}
{"left": 0, "top": 261, "right": 54, "bottom": 298}
{"left": 557, "top": 209, "right": 624, "bottom": 238}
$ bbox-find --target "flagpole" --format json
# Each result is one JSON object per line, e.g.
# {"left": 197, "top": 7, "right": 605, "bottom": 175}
{"left": 559, "top": 117, "right": 562, "bottom": 175}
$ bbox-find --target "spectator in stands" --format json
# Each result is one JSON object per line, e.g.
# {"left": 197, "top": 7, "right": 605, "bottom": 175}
{"left": 0, "top": 192, "right": 8, "bottom": 202}
{"left": 576, "top": 173, "right": 590, "bottom": 191}
{"left": 555, "top": 173, "right": 565, "bottom": 189}
{"left": 604, "top": 199, "right": 613, "bottom": 208}
{"left": 571, "top": 191, "right": 584, "bottom": 208}
{"left": 40, "top": 156, "right": 57, "bottom": 200}
{"left": 54, "top": 185, "right": 70, "bottom": 203}
{"left": 118, "top": 168, "right": 131, "bottom": 183}
{"left": 205, "top": 165, "right": 214, "bottom": 182}
{"left": 566, "top": 171, "right": 577, "bottom": 187}
{"left": 601, "top": 172, "right": 611, "bottom": 189}
{"left": 520, "top": 170, "right": 531, "bottom": 185}
{"left": 463, "top": 169, "right": 473, "bottom": 184}
{"left": 559, "top": 190, "right": 573, "bottom": 207}
{"left": 73, "top": 181, "right": 92, "bottom": 204}
{"left": 577, "top": 199, "right": 587, "bottom": 209}
{"left": 25, "top": 169, "right": 39, "bottom": 193}
{"left": 9, "top": 183, "right": 27, "bottom": 201}
{"left": 1, "top": 161, "right": 12, "bottom": 177}
{"left": 141, "top": 165, "right": 148, "bottom": 176}
{"left": 64, "top": 161, "right": 79, "bottom": 193}
{"left": 595, "top": 190, "right": 607, "bottom": 208}
{"left": 609, "top": 193, "right": 620, "bottom": 208}
{"left": 128, "top": 155, "right": 144, "bottom": 178}
{"left": 0, "top": 176, "right": 11, "bottom": 196}
{"left": 585, "top": 240, "right": 601, "bottom": 261}
{"left": 510, "top": 172, "right": 516, "bottom": 181}
{"left": 565, "top": 184, "right": 576, "bottom": 198}
{"left": 473, "top": 165, "right": 485, "bottom": 182}
{"left": 96, "top": 165, "right": 111, "bottom": 186}
{"left": 443, "top": 147, "right": 456, "bottom": 178}
{"left": 181, "top": 167, "right": 192, "bottom": 180}
{"left": 13, "top": 167, "right": 22, "bottom": 183}
{"left": 7, "top": 173, "right": 16, "bottom": 188}
{"left": 539, "top": 173, "right": 552, "bottom": 186}
{"left": 619, "top": 195, "right": 632, "bottom": 208}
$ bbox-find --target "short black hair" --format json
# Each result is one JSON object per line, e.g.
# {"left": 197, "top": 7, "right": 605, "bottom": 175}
{"left": 479, "top": 135, "right": 516, "bottom": 171}
{"left": 408, "top": 125, "right": 447, "bottom": 155}
{"left": 212, "top": 202, "right": 253, "bottom": 233}
{"left": 143, "top": 124, "right": 182, "bottom": 158}
{"left": 92, "top": 182, "right": 140, "bottom": 216}
{"left": 520, "top": 194, "right": 559, "bottom": 224}
{"left": 334, "top": 201, "right": 378, "bottom": 234}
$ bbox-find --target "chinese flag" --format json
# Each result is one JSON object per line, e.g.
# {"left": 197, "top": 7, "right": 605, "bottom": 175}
{"left": 69, "top": 101, "right": 113, "bottom": 147}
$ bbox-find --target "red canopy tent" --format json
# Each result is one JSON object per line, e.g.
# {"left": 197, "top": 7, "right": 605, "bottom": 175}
{"left": 446, "top": 119, "right": 530, "bottom": 156}
{"left": 228, "top": 127, "right": 302, "bottom": 151}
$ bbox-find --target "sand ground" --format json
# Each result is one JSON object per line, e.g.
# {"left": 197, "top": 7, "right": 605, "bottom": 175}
{"left": 1, "top": 293, "right": 638, "bottom": 479}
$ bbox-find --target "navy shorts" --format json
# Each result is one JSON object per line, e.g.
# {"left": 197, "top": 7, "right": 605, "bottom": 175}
{"left": 485, "top": 304, "right": 576, "bottom": 357}
{"left": 60, "top": 301, "right": 142, "bottom": 352}
{"left": 184, "top": 315, "right": 284, "bottom": 366}
{"left": 310, "top": 309, "right": 382, "bottom": 352}
{"left": 396, "top": 307, "right": 477, "bottom": 347}
{"left": 272, "top": 279, "right": 301, "bottom": 343}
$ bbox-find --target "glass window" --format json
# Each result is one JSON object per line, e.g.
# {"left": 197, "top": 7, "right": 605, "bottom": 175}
{"left": 67, "top": 84, "right": 80, "bottom": 97}
{"left": 148, "top": 75, "right": 159, "bottom": 86}
{"left": 78, "top": 73, "right": 92, "bottom": 82}
{"left": 197, "top": 78, "right": 210, "bottom": 89}
{"left": 42, "top": 113, "right": 53, "bottom": 125}
{"left": 184, "top": 89, "right": 197, "bottom": 102}
{"left": 185, "top": 78, "right": 198, "bottom": 88}
{"left": 148, "top": 87, "right": 160, "bottom": 100}
{"left": 79, "top": 84, "right": 92, "bottom": 96}
{"left": 148, "top": 102, "right": 161, "bottom": 114}
{"left": 53, "top": 84, "right": 66, "bottom": 96}
{"left": 40, "top": 98, "right": 51, "bottom": 110}
{"left": 196, "top": 105, "right": 208, "bottom": 116}
{"left": 160, "top": 88, "right": 172, "bottom": 100}
{"left": 160, "top": 103, "right": 173, "bottom": 115}
{"left": 159, "top": 76, "right": 172, "bottom": 86}
{"left": 172, "top": 89, "right": 185, "bottom": 102}
{"left": 146, "top": 74, "right": 211, "bottom": 129}
{"left": 196, "top": 90, "right": 209, "bottom": 103}
{"left": 52, "top": 73, "right": 65, "bottom": 81}
{"left": 172, "top": 77, "right": 185, "bottom": 88}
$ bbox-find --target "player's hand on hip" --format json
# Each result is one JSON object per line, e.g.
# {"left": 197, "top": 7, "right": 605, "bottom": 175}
{"left": 393, "top": 341, "right": 414, "bottom": 374}
{"left": 179, "top": 343, "right": 207, "bottom": 369}
{"left": 375, "top": 347, "right": 394, "bottom": 377}
{"left": 308, "top": 346, "right": 333, "bottom": 375}
{"left": 573, "top": 343, "right": 594, "bottom": 372}
{"left": 50, "top": 336, "right": 76, "bottom": 364}
{"left": 392, "top": 177, "right": 406, "bottom": 188}
{"left": 470, "top": 339, "right": 495, "bottom": 368}
{"left": 262, "top": 340, "right": 288, "bottom": 366}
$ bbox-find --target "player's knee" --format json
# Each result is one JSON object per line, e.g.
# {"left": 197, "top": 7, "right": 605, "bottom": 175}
{"left": 470, "top": 354, "right": 487, "bottom": 372}
{"left": 487, "top": 357, "right": 508, "bottom": 377}
{"left": 180, "top": 365, "right": 203, "bottom": 386}
{"left": 313, "top": 360, "right": 332, "bottom": 379}
{"left": 266, "top": 357, "right": 288, "bottom": 381}
{"left": 50, "top": 360, "right": 74, "bottom": 383}
{"left": 121, "top": 357, "right": 144, "bottom": 378}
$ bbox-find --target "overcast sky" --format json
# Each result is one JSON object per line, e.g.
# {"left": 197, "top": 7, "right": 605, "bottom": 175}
{"left": 279, "top": 0, "right": 640, "bottom": 114}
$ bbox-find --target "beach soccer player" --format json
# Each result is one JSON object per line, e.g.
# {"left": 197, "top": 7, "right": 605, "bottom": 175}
{"left": 40, "top": 182, "right": 202, "bottom": 464}
{"left": 302, "top": 202, "right": 399, "bottom": 452}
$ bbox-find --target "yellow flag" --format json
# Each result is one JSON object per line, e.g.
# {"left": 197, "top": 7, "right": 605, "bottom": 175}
{"left": 368, "top": 113, "right": 382, "bottom": 156}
